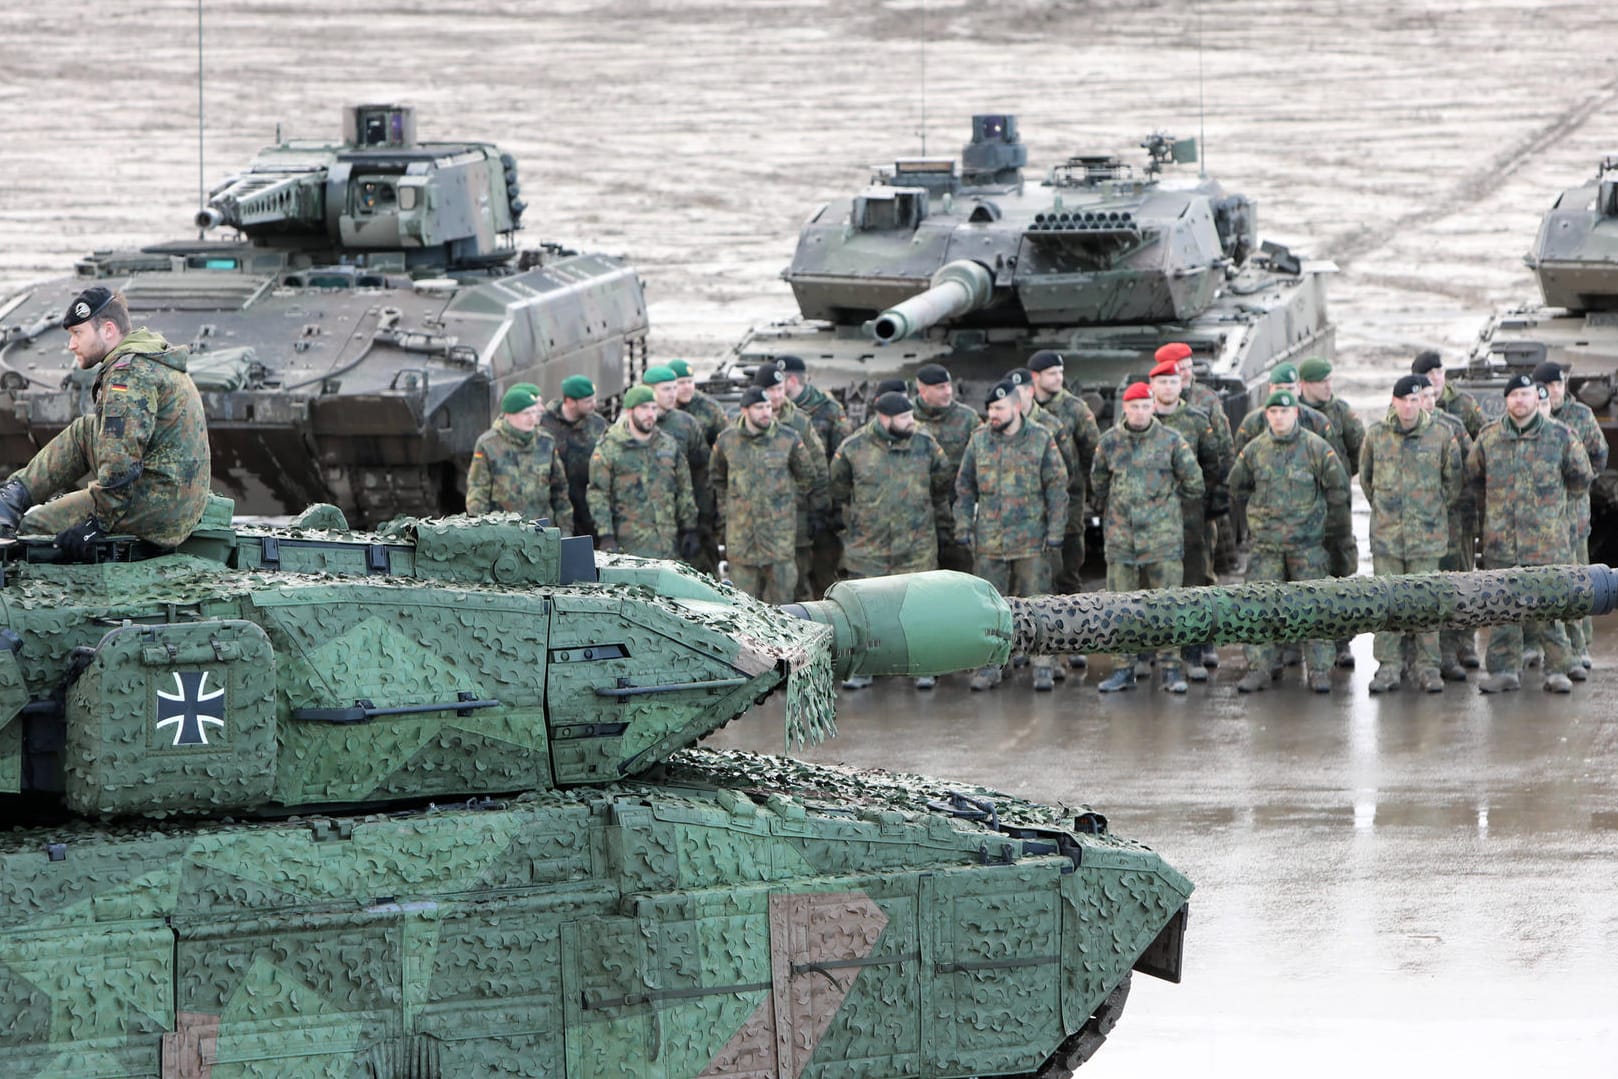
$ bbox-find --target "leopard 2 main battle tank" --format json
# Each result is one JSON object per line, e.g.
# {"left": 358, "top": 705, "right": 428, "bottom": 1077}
{"left": 706, "top": 114, "right": 1335, "bottom": 428}
{"left": 0, "top": 104, "right": 648, "bottom": 526}
{"left": 4, "top": 504, "right": 1614, "bottom": 1077}
{"left": 1460, "top": 153, "right": 1618, "bottom": 556}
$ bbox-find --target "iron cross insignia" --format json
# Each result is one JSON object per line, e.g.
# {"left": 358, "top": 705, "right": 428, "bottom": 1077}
{"left": 155, "top": 671, "right": 226, "bottom": 746}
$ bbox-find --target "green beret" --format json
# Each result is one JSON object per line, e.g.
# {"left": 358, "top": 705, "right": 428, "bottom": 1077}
{"left": 560, "top": 375, "right": 595, "bottom": 399}
{"left": 511, "top": 382, "right": 541, "bottom": 396}
{"left": 666, "top": 359, "right": 693, "bottom": 378}
{"left": 1269, "top": 363, "right": 1299, "bottom": 384}
{"left": 1297, "top": 357, "right": 1332, "bottom": 381}
{"left": 1264, "top": 389, "right": 1297, "bottom": 408}
{"left": 501, "top": 386, "right": 540, "bottom": 414}
{"left": 622, "top": 385, "right": 655, "bottom": 409}
{"left": 643, "top": 365, "right": 677, "bottom": 385}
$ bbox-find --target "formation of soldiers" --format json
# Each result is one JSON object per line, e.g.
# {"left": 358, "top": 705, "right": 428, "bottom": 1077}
{"left": 466, "top": 343, "right": 1603, "bottom": 698}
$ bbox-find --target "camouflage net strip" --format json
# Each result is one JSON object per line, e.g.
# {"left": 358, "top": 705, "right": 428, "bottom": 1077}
{"left": 1010, "top": 565, "right": 1618, "bottom": 656}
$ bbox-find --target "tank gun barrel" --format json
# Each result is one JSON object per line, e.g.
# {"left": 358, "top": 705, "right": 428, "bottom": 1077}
{"left": 200, "top": 168, "right": 326, "bottom": 232}
{"left": 868, "top": 259, "right": 995, "bottom": 343}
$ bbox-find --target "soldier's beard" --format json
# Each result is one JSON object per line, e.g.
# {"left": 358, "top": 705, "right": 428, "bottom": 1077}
{"left": 990, "top": 417, "right": 1014, "bottom": 433}
{"left": 630, "top": 415, "right": 658, "bottom": 436}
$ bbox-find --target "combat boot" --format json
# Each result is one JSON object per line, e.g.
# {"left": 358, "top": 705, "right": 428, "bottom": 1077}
{"left": 969, "top": 666, "right": 1002, "bottom": 692}
{"left": 1567, "top": 665, "right": 1588, "bottom": 683}
{"left": 1032, "top": 665, "right": 1055, "bottom": 692}
{"left": 841, "top": 675, "right": 873, "bottom": 690}
{"left": 1279, "top": 644, "right": 1302, "bottom": 667}
{"left": 1097, "top": 668, "right": 1136, "bottom": 693}
{"left": 913, "top": 676, "right": 936, "bottom": 690}
{"left": 1133, "top": 652, "right": 1154, "bottom": 677}
{"left": 1307, "top": 669, "right": 1331, "bottom": 693}
{"left": 1459, "top": 643, "right": 1481, "bottom": 669}
{"left": 1440, "top": 656, "right": 1469, "bottom": 682}
{"left": 1202, "top": 644, "right": 1220, "bottom": 669}
{"left": 0, "top": 479, "right": 30, "bottom": 539}
{"left": 1181, "top": 646, "right": 1208, "bottom": 682}
{"left": 1067, "top": 654, "right": 1088, "bottom": 671}
{"left": 1477, "top": 672, "right": 1521, "bottom": 694}
{"left": 1543, "top": 672, "right": 1573, "bottom": 694}
{"left": 1417, "top": 670, "right": 1445, "bottom": 694}
{"left": 1368, "top": 667, "right": 1401, "bottom": 694}
{"left": 1236, "top": 669, "right": 1270, "bottom": 694}
{"left": 1335, "top": 640, "right": 1355, "bottom": 669}
{"left": 1161, "top": 665, "right": 1188, "bottom": 694}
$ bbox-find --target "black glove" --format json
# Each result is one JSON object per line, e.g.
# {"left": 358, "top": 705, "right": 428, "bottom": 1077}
{"left": 55, "top": 516, "right": 106, "bottom": 562}
{"left": 0, "top": 479, "right": 31, "bottom": 539}
{"left": 597, "top": 534, "right": 620, "bottom": 554}
{"left": 677, "top": 530, "right": 702, "bottom": 562}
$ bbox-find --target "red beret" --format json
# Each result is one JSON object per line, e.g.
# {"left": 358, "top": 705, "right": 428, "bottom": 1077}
{"left": 1122, "top": 381, "right": 1152, "bottom": 402}
{"left": 1154, "top": 342, "right": 1193, "bottom": 365}
{"left": 1148, "top": 359, "right": 1180, "bottom": 379}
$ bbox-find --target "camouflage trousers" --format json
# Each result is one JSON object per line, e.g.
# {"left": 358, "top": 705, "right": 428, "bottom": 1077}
{"left": 840, "top": 550, "right": 935, "bottom": 579}
{"left": 1105, "top": 560, "right": 1183, "bottom": 672}
{"left": 1053, "top": 528, "right": 1086, "bottom": 595}
{"left": 729, "top": 560, "right": 797, "bottom": 605}
{"left": 1439, "top": 507, "right": 1478, "bottom": 664}
{"left": 976, "top": 553, "right": 1053, "bottom": 671}
{"left": 1243, "top": 545, "right": 1333, "bottom": 676}
{"left": 810, "top": 532, "right": 842, "bottom": 599}
{"left": 1180, "top": 499, "right": 1210, "bottom": 588}
{"left": 1525, "top": 534, "right": 1592, "bottom": 659}
{"left": 1370, "top": 553, "right": 1440, "bottom": 677}
{"left": 1483, "top": 558, "right": 1572, "bottom": 677}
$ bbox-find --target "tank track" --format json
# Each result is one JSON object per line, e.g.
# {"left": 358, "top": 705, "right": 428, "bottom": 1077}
{"left": 1018, "top": 974, "right": 1132, "bottom": 1078}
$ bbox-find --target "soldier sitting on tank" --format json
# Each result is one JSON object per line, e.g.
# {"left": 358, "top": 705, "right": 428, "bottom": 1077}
{"left": 0, "top": 286, "right": 210, "bottom": 560}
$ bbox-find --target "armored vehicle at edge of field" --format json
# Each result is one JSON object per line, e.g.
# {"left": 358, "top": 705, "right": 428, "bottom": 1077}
{"left": 0, "top": 104, "right": 649, "bottom": 526}
{"left": 704, "top": 114, "right": 1335, "bottom": 428}
{"left": 1459, "top": 153, "right": 1618, "bottom": 554}
{"left": 5, "top": 502, "right": 1615, "bottom": 1077}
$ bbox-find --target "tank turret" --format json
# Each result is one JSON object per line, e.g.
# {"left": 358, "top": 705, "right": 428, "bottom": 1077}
{"left": 0, "top": 106, "right": 648, "bottom": 526}
{"left": 1527, "top": 154, "right": 1618, "bottom": 312}
{"left": 3, "top": 510, "right": 1612, "bottom": 1074}
{"left": 710, "top": 115, "right": 1333, "bottom": 428}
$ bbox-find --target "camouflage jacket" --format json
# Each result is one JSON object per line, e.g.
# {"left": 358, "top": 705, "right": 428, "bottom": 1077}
{"left": 679, "top": 390, "right": 730, "bottom": 447}
{"left": 913, "top": 398, "right": 980, "bottom": 477}
{"left": 776, "top": 399, "right": 829, "bottom": 539}
{"left": 1035, "top": 386, "right": 1101, "bottom": 515}
{"left": 658, "top": 407, "right": 714, "bottom": 519}
{"left": 1553, "top": 398, "right": 1607, "bottom": 539}
{"left": 1152, "top": 402, "right": 1230, "bottom": 504}
{"left": 828, "top": 419, "right": 954, "bottom": 574}
{"left": 540, "top": 401, "right": 608, "bottom": 536}
{"left": 1235, "top": 401, "right": 1342, "bottom": 460}
{"left": 1428, "top": 408, "right": 1475, "bottom": 520}
{"left": 1183, "top": 379, "right": 1235, "bottom": 477}
{"left": 1467, "top": 412, "right": 1592, "bottom": 566}
{"left": 465, "top": 417, "right": 573, "bottom": 531}
{"left": 586, "top": 421, "right": 697, "bottom": 557}
{"left": 1438, "top": 383, "right": 1486, "bottom": 439}
{"left": 14, "top": 327, "right": 210, "bottom": 546}
{"left": 711, "top": 418, "right": 815, "bottom": 564}
{"left": 1359, "top": 411, "right": 1462, "bottom": 559}
{"left": 1228, "top": 425, "right": 1350, "bottom": 552}
{"left": 954, "top": 417, "right": 1070, "bottom": 558}
{"left": 1090, "top": 419, "right": 1203, "bottom": 565}
{"left": 792, "top": 384, "right": 852, "bottom": 460}
{"left": 1303, "top": 392, "right": 1365, "bottom": 478}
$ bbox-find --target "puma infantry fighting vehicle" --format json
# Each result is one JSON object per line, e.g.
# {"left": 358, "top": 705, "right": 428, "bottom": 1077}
{"left": 1461, "top": 154, "right": 1618, "bottom": 554}
{"left": 708, "top": 114, "right": 1335, "bottom": 426}
{"left": 5, "top": 505, "right": 1614, "bottom": 1077}
{"left": 0, "top": 104, "right": 648, "bottom": 525}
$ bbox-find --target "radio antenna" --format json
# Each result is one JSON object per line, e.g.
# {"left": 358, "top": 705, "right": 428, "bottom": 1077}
{"left": 1197, "top": 1, "right": 1207, "bottom": 177}
{"left": 918, "top": 1, "right": 928, "bottom": 155}
{"left": 196, "top": 0, "right": 206, "bottom": 235}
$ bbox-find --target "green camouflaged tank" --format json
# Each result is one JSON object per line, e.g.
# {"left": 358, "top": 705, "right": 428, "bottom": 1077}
{"left": 2, "top": 501, "right": 1614, "bottom": 1077}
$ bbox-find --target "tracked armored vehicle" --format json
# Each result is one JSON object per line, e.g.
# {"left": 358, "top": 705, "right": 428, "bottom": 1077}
{"left": 1461, "top": 154, "right": 1618, "bottom": 553}
{"left": 0, "top": 104, "right": 648, "bottom": 525}
{"left": 5, "top": 504, "right": 1613, "bottom": 1076}
{"left": 707, "top": 114, "right": 1334, "bottom": 427}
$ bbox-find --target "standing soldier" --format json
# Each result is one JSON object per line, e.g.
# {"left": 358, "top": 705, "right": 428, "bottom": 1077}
{"left": 912, "top": 363, "right": 980, "bottom": 573}
{"left": 465, "top": 385, "right": 573, "bottom": 531}
{"left": 1229, "top": 389, "right": 1351, "bottom": 694}
{"left": 1534, "top": 360, "right": 1607, "bottom": 673}
{"left": 711, "top": 386, "right": 816, "bottom": 604}
{"left": 0, "top": 286, "right": 211, "bottom": 556}
{"left": 1412, "top": 350, "right": 1485, "bottom": 439}
{"left": 1298, "top": 356, "right": 1365, "bottom": 668}
{"left": 1359, "top": 375, "right": 1464, "bottom": 693}
{"left": 955, "top": 380, "right": 1069, "bottom": 692}
{"left": 756, "top": 363, "right": 830, "bottom": 598}
{"left": 540, "top": 375, "right": 608, "bottom": 540}
{"left": 1469, "top": 374, "right": 1593, "bottom": 693}
{"left": 644, "top": 365, "right": 716, "bottom": 573}
{"left": 828, "top": 390, "right": 955, "bottom": 689}
{"left": 1028, "top": 350, "right": 1102, "bottom": 594}
{"left": 587, "top": 384, "right": 698, "bottom": 560}
{"left": 1007, "top": 365, "right": 1080, "bottom": 677}
{"left": 1414, "top": 376, "right": 1479, "bottom": 679}
{"left": 1147, "top": 359, "right": 1229, "bottom": 681}
{"left": 667, "top": 359, "right": 727, "bottom": 447}
{"left": 780, "top": 355, "right": 851, "bottom": 598}
{"left": 1234, "top": 364, "right": 1341, "bottom": 452}
{"left": 1162, "top": 342, "right": 1237, "bottom": 575}
{"left": 1091, "top": 381, "right": 1204, "bottom": 693}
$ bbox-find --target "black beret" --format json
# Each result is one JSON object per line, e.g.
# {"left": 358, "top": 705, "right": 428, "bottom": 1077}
{"left": 739, "top": 386, "right": 768, "bottom": 407}
{"left": 1411, "top": 350, "right": 1444, "bottom": 375}
{"left": 62, "top": 285, "right": 115, "bottom": 329}
{"left": 1503, "top": 373, "right": 1535, "bottom": 396}
{"left": 915, "top": 363, "right": 951, "bottom": 386}
{"left": 1004, "top": 367, "right": 1034, "bottom": 386}
{"left": 1392, "top": 374, "right": 1426, "bottom": 399}
{"left": 1027, "top": 350, "right": 1064, "bottom": 372}
{"left": 874, "top": 391, "right": 912, "bottom": 416}
{"left": 1531, "top": 360, "right": 1566, "bottom": 384}
{"left": 875, "top": 378, "right": 908, "bottom": 396}
{"left": 752, "top": 363, "right": 784, "bottom": 388}
{"left": 986, "top": 379, "right": 1018, "bottom": 405}
{"left": 776, "top": 354, "right": 807, "bottom": 374}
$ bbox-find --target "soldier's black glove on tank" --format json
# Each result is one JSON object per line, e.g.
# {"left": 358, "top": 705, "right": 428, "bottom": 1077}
{"left": 0, "top": 479, "right": 31, "bottom": 539}
{"left": 55, "top": 517, "right": 106, "bottom": 562}
{"left": 678, "top": 530, "right": 702, "bottom": 562}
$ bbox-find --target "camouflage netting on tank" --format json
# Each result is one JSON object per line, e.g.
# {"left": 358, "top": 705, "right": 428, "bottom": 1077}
{"left": 1011, "top": 566, "right": 1618, "bottom": 655}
